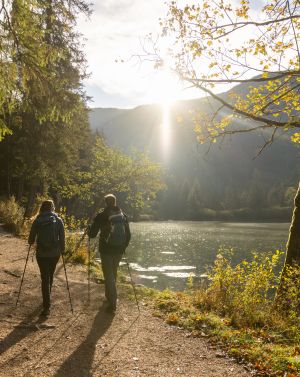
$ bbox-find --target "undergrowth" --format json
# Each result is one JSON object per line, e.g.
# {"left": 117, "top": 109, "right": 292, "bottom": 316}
{"left": 139, "top": 249, "right": 300, "bottom": 377}
{"left": 0, "top": 196, "right": 25, "bottom": 234}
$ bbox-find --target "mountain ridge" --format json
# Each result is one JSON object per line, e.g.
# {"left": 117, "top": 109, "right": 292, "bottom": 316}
{"left": 88, "top": 83, "right": 299, "bottom": 220}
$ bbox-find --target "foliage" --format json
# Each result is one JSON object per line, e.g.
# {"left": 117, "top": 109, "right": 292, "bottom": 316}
{"left": 0, "top": 0, "right": 92, "bottom": 217}
{"left": 276, "top": 264, "right": 300, "bottom": 317}
{"left": 61, "top": 136, "right": 166, "bottom": 218}
{"left": 195, "top": 248, "right": 283, "bottom": 327}
{"left": 59, "top": 209, "right": 89, "bottom": 264}
{"left": 0, "top": 196, "right": 24, "bottom": 234}
{"left": 0, "top": 1, "right": 167, "bottom": 221}
{"left": 159, "top": 0, "right": 300, "bottom": 145}
{"left": 158, "top": 0, "right": 300, "bottom": 290}
{"left": 140, "top": 249, "right": 300, "bottom": 376}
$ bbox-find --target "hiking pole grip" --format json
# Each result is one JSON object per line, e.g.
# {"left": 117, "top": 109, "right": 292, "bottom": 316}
{"left": 16, "top": 245, "right": 31, "bottom": 307}
{"left": 61, "top": 253, "right": 74, "bottom": 314}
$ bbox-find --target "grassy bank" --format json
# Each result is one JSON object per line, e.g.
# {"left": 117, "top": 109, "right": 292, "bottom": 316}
{"left": 138, "top": 250, "right": 300, "bottom": 377}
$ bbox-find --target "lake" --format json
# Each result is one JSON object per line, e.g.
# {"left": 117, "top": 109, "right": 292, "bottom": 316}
{"left": 122, "top": 221, "right": 290, "bottom": 291}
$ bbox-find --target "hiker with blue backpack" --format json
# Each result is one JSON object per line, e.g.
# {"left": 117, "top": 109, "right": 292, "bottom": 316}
{"left": 28, "top": 200, "right": 65, "bottom": 317}
{"left": 88, "top": 194, "right": 131, "bottom": 312}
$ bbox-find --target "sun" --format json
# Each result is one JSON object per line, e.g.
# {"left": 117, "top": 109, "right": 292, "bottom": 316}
{"left": 148, "top": 68, "right": 183, "bottom": 106}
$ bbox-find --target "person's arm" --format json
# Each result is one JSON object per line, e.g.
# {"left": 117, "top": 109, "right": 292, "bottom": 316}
{"left": 58, "top": 218, "right": 65, "bottom": 253}
{"left": 88, "top": 213, "right": 102, "bottom": 238}
{"left": 28, "top": 220, "right": 37, "bottom": 246}
{"left": 124, "top": 215, "right": 131, "bottom": 247}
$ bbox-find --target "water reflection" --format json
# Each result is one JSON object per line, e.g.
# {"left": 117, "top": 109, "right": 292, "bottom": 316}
{"left": 126, "top": 221, "right": 289, "bottom": 291}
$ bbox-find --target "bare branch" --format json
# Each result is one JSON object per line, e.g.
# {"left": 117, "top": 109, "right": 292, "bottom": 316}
{"left": 211, "top": 14, "right": 300, "bottom": 30}
{"left": 253, "top": 127, "right": 278, "bottom": 159}
{"left": 287, "top": 0, "right": 300, "bottom": 64}
{"left": 211, "top": 104, "right": 225, "bottom": 123}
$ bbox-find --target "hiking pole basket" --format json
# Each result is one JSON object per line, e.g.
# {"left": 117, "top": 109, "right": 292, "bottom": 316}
{"left": 16, "top": 245, "right": 31, "bottom": 307}
{"left": 124, "top": 252, "right": 140, "bottom": 313}
{"left": 61, "top": 253, "right": 74, "bottom": 314}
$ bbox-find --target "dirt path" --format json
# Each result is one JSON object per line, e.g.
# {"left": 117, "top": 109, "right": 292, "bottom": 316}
{"left": 0, "top": 230, "right": 253, "bottom": 377}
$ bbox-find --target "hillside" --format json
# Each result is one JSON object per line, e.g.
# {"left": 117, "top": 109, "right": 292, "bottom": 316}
{"left": 88, "top": 90, "right": 299, "bottom": 220}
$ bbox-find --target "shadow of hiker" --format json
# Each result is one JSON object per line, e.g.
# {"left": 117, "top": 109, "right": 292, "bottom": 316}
{"left": 53, "top": 303, "right": 114, "bottom": 377}
{"left": 0, "top": 306, "right": 44, "bottom": 356}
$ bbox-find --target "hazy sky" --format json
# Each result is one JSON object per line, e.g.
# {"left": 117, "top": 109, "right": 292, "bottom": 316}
{"left": 77, "top": 0, "right": 265, "bottom": 110}
{"left": 77, "top": 0, "right": 200, "bottom": 109}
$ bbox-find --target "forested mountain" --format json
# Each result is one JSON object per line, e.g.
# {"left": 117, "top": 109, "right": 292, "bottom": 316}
{"left": 89, "top": 90, "right": 299, "bottom": 221}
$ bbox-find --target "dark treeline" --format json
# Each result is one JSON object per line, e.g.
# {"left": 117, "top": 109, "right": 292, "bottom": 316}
{"left": 0, "top": 1, "right": 164, "bottom": 220}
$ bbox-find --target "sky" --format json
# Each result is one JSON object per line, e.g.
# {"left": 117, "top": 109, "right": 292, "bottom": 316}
{"left": 77, "top": 0, "right": 266, "bottom": 110}
{"left": 77, "top": 0, "right": 201, "bottom": 109}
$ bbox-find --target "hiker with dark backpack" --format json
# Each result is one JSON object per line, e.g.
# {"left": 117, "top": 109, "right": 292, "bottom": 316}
{"left": 28, "top": 200, "right": 65, "bottom": 317}
{"left": 89, "top": 194, "right": 131, "bottom": 312}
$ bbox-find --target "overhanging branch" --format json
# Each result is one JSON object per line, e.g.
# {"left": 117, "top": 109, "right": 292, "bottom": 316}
{"left": 185, "top": 76, "right": 300, "bottom": 129}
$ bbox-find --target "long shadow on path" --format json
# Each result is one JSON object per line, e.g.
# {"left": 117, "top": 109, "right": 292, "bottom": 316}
{"left": 54, "top": 303, "right": 114, "bottom": 377}
{"left": 0, "top": 306, "right": 44, "bottom": 356}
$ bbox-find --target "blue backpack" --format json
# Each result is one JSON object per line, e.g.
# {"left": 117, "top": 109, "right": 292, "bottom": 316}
{"left": 107, "top": 212, "right": 127, "bottom": 246}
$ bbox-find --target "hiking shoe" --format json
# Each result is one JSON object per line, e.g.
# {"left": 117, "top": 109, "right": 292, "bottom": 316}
{"left": 40, "top": 308, "right": 50, "bottom": 317}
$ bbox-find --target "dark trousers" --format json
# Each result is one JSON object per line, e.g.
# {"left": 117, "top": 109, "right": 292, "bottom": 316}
{"left": 37, "top": 256, "right": 60, "bottom": 309}
{"left": 100, "top": 251, "right": 123, "bottom": 308}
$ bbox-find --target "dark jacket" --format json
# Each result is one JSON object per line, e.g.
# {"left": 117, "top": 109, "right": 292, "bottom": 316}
{"left": 88, "top": 206, "right": 131, "bottom": 254}
{"left": 28, "top": 212, "right": 65, "bottom": 257}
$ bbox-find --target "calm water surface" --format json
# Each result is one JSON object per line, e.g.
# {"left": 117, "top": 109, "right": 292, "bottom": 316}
{"left": 123, "top": 221, "right": 289, "bottom": 290}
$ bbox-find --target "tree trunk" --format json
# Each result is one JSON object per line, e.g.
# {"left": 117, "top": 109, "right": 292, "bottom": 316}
{"left": 6, "top": 164, "right": 11, "bottom": 198}
{"left": 17, "top": 178, "right": 24, "bottom": 202}
{"left": 275, "top": 181, "right": 300, "bottom": 310}
{"left": 284, "top": 181, "right": 300, "bottom": 266}
{"left": 24, "top": 185, "right": 37, "bottom": 218}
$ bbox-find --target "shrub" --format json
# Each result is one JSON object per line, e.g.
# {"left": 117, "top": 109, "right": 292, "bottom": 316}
{"left": 0, "top": 196, "right": 25, "bottom": 234}
{"left": 195, "top": 248, "right": 283, "bottom": 327}
{"left": 59, "top": 208, "right": 90, "bottom": 264}
{"left": 275, "top": 265, "right": 300, "bottom": 333}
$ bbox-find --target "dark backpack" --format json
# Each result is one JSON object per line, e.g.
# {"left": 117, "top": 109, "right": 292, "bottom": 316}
{"left": 107, "top": 212, "right": 127, "bottom": 247}
{"left": 36, "top": 214, "right": 59, "bottom": 251}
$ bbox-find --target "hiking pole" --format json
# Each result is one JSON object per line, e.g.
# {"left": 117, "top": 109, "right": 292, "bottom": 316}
{"left": 87, "top": 236, "right": 91, "bottom": 303}
{"left": 61, "top": 253, "right": 73, "bottom": 314}
{"left": 124, "top": 252, "right": 140, "bottom": 313}
{"left": 16, "top": 245, "right": 31, "bottom": 307}
{"left": 73, "top": 227, "right": 88, "bottom": 256}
